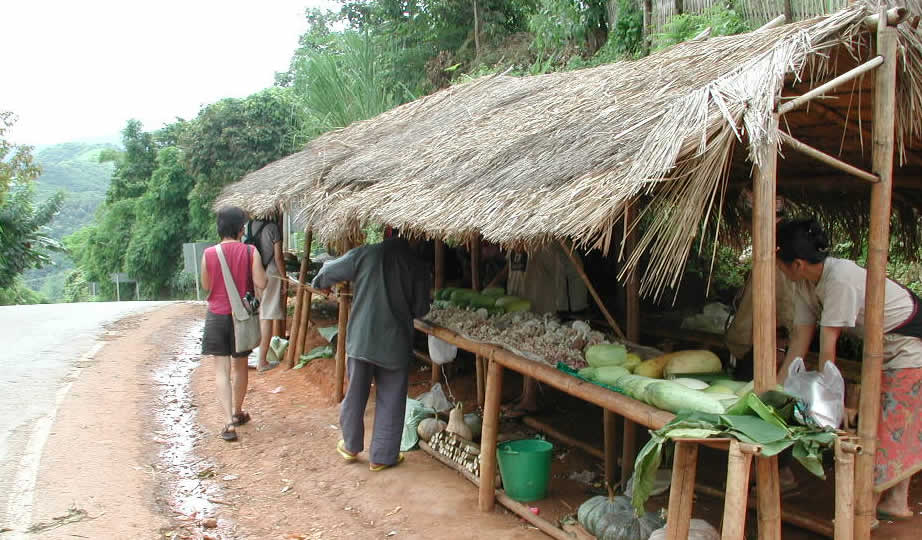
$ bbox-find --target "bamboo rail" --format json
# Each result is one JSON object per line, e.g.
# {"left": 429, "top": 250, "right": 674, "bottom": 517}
{"left": 695, "top": 484, "right": 836, "bottom": 538}
{"left": 778, "top": 132, "right": 879, "bottom": 183}
{"left": 557, "top": 240, "right": 626, "bottom": 340}
{"left": 777, "top": 56, "right": 884, "bottom": 116}
{"left": 855, "top": 10, "right": 898, "bottom": 539}
{"left": 862, "top": 7, "right": 907, "bottom": 29}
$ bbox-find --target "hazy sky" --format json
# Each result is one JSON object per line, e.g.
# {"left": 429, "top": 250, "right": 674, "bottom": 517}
{"left": 1, "top": 0, "right": 341, "bottom": 145}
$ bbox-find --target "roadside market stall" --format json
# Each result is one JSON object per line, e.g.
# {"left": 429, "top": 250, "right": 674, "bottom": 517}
{"left": 215, "top": 3, "right": 922, "bottom": 538}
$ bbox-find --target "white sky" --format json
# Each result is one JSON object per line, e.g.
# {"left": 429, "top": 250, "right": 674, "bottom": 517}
{"left": 1, "top": 0, "right": 341, "bottom": 145}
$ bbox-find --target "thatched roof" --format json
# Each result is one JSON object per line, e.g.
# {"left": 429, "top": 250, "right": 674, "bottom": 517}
{"left": 217, "top": 2, "right": 922, "bottom": 296}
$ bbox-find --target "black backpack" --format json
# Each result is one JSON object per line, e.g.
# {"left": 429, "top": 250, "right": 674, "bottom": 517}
{"left": 244, "top": 221, "right": 273, "bottom": 267}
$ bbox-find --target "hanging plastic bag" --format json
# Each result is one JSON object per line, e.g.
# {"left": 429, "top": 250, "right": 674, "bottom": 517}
{"left": 428, "top": 336, "right": 457, "bottom": 365}
{"left": 416, "top": 382, "right": 454, "bottom": 412}
{"left": 783, "top": 357, "right": 845, "bottom": 429}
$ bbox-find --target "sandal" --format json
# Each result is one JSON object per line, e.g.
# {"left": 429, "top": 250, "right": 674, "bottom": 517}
{"left": 220, "top": 424, "right": 238, "bottom": 442}
{"left": 232, "top": 412, "right": 251, "bottom": 426}
{"left": 336, "top": 440, "right": 358, "bottom": 462}
{"left": 877, "top": 510, "right": 913, "bottom": 521}
{"left": 369, "top": 453, "right": 405, "bottom": 472}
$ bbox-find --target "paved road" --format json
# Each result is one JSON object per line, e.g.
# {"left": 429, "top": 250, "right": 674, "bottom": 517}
{"left": 0, "top": 301, "right": 169, "bottom": 530}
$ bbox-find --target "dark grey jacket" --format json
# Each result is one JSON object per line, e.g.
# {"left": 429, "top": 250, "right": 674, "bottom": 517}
{"left": 312, "top": 238, "right": 431, "bottom": 369}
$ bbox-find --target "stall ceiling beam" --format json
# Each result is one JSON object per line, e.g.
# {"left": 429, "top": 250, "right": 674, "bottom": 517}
{"left": 779, "top": 131, "right": 879, "bottom": 183}
{"left": 862, "top": 7, "right": 907, "bottom": 30}
{"left": 778, "top": 56, "right": 883, "bottom": 116}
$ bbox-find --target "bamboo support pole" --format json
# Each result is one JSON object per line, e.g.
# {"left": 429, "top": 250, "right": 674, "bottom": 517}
{"left": 778, "top": 56, "right": 884, "bottom": 116}
{"left": 333, "top": 283, "right": 351, "bottom": 403}
{"left": 778, "top": 132, "right": 879, "bottom": 183}
{"left": 862, "top": 7, "right": 907, "bottom": 29}
{"left": 475, "top": 354, "right": 485, "bottom": 408}
{"left": 835, "top": 438, "right": 858, "bottom": 540}
{"left": 757, "top": 14, "right": 785, "bottom": 31}
{"left": 557, "top": 240, "right": 626, "bottom": 340}
{"left": 753, "top": 113, "right": 781, "bottom": 540}
{"left": 286, "top": 229, "right": 312, "bottom": 367}
{"left": 434, "top": 239, "right": 445, "bottom": 290}
{"left": 471, "top": 234, "right": 482, "bottom": 291}
{"left": 479, "top": 358, "right": 504, "bottom": 512}
{"left": 855, "top": 12, "right": 898, "bottom": 539}
{"left": 665, "top": 441, "right": 698, "bottom": 540}
{"left": 522, "top": 416, "right": 604, "bottom": 460}
{"left": 621, "top": 420, "right": 637, "bottom": 483}
{"left": 623, "top": 203, "right": 641, "bottom": 485}
{"left": 603, "top": 410, "right": 618, "bottom": 488}
{"left": 721, "top": 440, "right": 754, "bottom": 540}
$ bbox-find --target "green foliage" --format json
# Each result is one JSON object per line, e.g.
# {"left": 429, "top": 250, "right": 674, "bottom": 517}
{"left": 102, "top": 120, "right": 159, "bottom": 203}
{"left": 65, "top": 198, "right": 138, "bottom": 299}
{"left": 609, "top": 0, "right": 643, "bottom": 57}
{"left": 655, "top": 4, "right": 750, "bottom": 50}
{"left": 0, "top": 183, "right": 65, "bottom": 291}
{"left": 62, "top": 269, "right": 91, "bottom": 303}
{"left": 0, "top": 276, "right": 47, "bottom": 306}
{"left": 1, "top": 111, "right": 42, "bottom": 204}
{"left": 528, "top": 0, "right": 608, "bottom": 54}
{"left": 124, "top": 147, "right": 195, "bottom": 295}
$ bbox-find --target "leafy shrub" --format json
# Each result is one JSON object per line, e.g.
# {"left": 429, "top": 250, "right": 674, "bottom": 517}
{"left": 655, "top": 4, "right": 750, "bottom": 50}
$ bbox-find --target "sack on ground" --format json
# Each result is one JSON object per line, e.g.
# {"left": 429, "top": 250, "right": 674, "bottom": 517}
{"left": 401, "top": 398, "right": 437, "bottom": 451}
{"left": 267, "top": 336, "right": 289, "bottom": 364}
{"left": 416, "top": 382, "right": 453, "bottom": 412}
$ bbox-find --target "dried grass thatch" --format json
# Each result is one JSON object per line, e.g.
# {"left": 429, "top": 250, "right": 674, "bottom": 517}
{"left": 217, "top": 2, "right": 922, "bottom": 297}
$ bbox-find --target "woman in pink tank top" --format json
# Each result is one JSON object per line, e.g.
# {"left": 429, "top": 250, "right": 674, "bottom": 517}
{"left": 200, "top": 206, "right": 267, "bottom": 441}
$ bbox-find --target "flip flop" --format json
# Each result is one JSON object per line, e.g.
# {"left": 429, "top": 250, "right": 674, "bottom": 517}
{"left": 220, "top": 424, "right": 238, "bottom": 442}
{"left": 336, "top": 440, "right": 358, "bottom": 462}
{"left": 877, "top": 510, "right": 913, "bottom": 521}
{"left": 257, "top": 362, "right": 279, "bottom": 373}
{"left": 232, "top": 411, "right": 251, "bottom": 426}
{"left": 369, "top": 453, "right": 405, "bottom": 472}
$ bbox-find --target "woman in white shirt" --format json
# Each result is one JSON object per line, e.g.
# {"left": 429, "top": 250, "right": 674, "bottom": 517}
{"left": 776, "top": 218, "right": 922, "bottom": 520}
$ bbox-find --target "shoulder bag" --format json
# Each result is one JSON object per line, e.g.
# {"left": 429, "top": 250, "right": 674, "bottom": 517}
{"left": 216, "top": 244, "right": 261, "bottom": 353}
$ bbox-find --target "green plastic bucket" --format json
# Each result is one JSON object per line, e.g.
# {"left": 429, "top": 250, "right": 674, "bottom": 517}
{"left": 496, "top": 439, "right": 553, "bottom": 502}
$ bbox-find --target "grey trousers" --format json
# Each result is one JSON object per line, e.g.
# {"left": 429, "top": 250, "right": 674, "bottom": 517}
{"left": 340, "top": 357, "right": 409, "bottom": 465}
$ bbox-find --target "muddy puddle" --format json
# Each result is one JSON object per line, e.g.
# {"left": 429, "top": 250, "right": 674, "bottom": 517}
{"left": 153, "top": 320, "right": 234, "bottom": 538}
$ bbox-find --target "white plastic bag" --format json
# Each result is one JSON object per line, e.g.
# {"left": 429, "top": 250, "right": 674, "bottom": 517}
{"left": 783, "top": 357, "right": 845, "bottom": 429}
{"left": 416, "top": 382, "right": 454, "bottom": 412}
{"left": 649, "top": 519, "right": 719, "bottom": 540}
{"left": 428, "top": 335, "right": 457, "bottom": 365}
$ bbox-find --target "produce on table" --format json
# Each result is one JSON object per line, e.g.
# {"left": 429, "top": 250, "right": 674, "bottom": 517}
{"left": 735, "top": 381, "right": 754, "bottom": 396}
{"left": 495, "top": 295, "right": 524, "bottom": 307}
{"left": 643, "top": 380, "right": 726, "bottom": 414}
{"left": 624, "top": 353, "right": 642, "bottom": 372}
{"left": 712, "top": 379, "right": 749, "bottom": 393}
{"left": 481, "top": 287, "right": 505, "bottom": 297}
{"left": 578, "top": 367, "right": 598, "bottom": 379}
{"left": 464, "top": 412, "right": 483, "bottom": 439}
{"left": 504, "top": 299, "right": 532, "bottom": 312}
{"left": 662, "top": 350, "right": 723, "bottom": 378}
{"left": 611, "top": 374, "right": 656, "bottom": 400}
{"left": 633, "top": 355, "right": 671, "bottom": 378}
{"left": 703, "top": 382, "right": 738, "bottom": 395}
{"left": 469, "top": 294, "right": 497, "bottom": 308}
{"left": 447, "top": 402, "right": 473, "bottom": 440}
{"left": 437, "top": 287, "right": 456, "bottom": 300}
{"left": 450, "top": 289, "right": 477, "bottom": 306}
{"left": 671, "top": 378, "right": 710, "bottom": 391}
{"left": 594, "top": 366, "right": 631, "bottom": 386}
{"left": 586, "top": 344, "right": 627, "bottom": 368}
{"left": 417, "top": 417, "right": 447, "bottom": 442}
{"left": 577, "top": 489, "right": 665, "bottom": 540}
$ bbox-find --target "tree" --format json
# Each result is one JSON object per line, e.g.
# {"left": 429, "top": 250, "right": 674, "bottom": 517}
{"left": 0, "top": 184, "right": 65, "bottom": 289}
{"left": 100, "top": 119, "right": 159, "bottom": 203}
{"left": 1, "top": 111, "right": 42, "bottom": 204}
{"left": 124, "top": 147, "right": 195, "bottom": 295}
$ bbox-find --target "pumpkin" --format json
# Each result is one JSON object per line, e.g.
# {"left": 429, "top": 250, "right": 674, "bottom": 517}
{"left": 417, "top": 417, "right": 446, "bottom": 442}
{"left": 446, "top": 402, "right": 472, "bottom": 440}
{"left": 578, "top": 488, "right": 665, "bottom": 540}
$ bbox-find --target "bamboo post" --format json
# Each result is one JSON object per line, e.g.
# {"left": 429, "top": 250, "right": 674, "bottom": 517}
{"left": 475, "top": 354, "right": 485, "bottom": 407}
{"left": 721, "top": 440, "right": 754, "bottom": 540}
{"left": 471, "top": 234, "right": 482, "bottom": 291}
{"left": 286, "top": 229, "right": 312, "bottom": 367}
{"left": 557, "top": 239, "right": 626, "bottom": 340}
{"left": 855, "top": 11, "right": 898, "bottom": 539}
{"left": 603, "top": 410, "right": 618, "bottom": 488}
{"left": 292, "top": 231, "right": 315, "bottom": 364}
{"left": 479, "top": 357, "right": 504, "bottom": 512}
{"left": 835, "top": 438, "right": 858, "bottom": 540}
{"left": 665, "top": 441, "right": 698, "bottom": 540}
{"left": 623, "top": 202, "right": 641, "bottom": 485}
{"left": 434, "top": 239, "right": 446, "bottom": 290}
{"left": 333, "top": 283, "right": 351, "bottom": 403}
{"left": 753, "top": 113, "right": 781, "bottom": 540}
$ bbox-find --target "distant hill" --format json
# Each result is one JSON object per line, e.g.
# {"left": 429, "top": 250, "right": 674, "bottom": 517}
{"left": 23, "top": 142, "right": 117, "bottom": 300}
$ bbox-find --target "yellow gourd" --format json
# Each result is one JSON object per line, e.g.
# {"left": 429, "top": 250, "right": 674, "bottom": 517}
{"left": 447, "top": 402, "right": 472, "bottom": 440}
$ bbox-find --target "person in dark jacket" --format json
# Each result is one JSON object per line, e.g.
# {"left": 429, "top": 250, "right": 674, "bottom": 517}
{"left": 312, "top": 236, "right": 431, "bottom": 470}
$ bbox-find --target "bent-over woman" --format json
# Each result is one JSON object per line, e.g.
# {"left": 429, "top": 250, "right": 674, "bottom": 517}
{"left": 200, "top": 206, "right": 267, "bottom": 441}
{"left": 777, "top": 218, "right": 921, "bottom": 519}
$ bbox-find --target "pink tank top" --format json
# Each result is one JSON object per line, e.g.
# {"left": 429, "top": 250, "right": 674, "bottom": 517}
{"left": 205, "top": 242, "right": 255, "bottom": 315}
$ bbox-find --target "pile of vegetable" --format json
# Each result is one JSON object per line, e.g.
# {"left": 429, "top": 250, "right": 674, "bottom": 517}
{"left": 577, "top": 487, "right": 665, "bottom": 540}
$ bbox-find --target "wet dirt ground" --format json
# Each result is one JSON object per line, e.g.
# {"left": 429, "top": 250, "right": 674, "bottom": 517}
{"left": 14, "top": 301, "right": 922, "bottom": 539}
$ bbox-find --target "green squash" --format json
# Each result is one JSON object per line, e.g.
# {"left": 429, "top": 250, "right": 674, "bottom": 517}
{"left": 578, "top": 491, "right": 664, "bottom": 540}
{"left": 481, "top": 287, "right": 505, "bottom": 297}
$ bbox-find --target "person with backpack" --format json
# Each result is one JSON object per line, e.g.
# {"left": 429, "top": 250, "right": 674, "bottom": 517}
{"left": 246, "top": 217, "right": 286, "bottom": 372}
